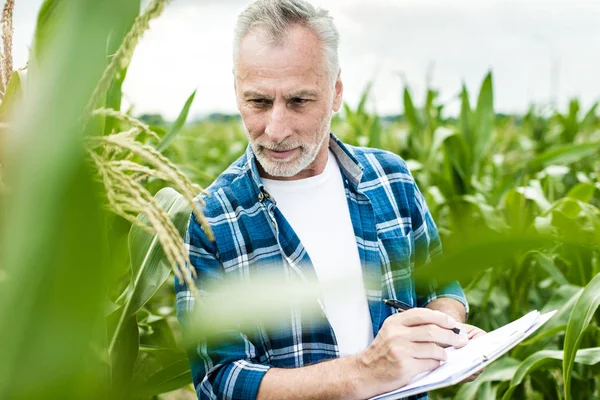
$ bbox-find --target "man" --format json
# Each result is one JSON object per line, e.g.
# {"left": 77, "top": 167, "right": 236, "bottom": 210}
{"left": 176, "top": 0, "right": 484, "bottom": 399}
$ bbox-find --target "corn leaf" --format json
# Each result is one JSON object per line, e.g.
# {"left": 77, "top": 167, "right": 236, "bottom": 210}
{"left": 404, "top": 86, "right": 422, "bottom": 134}
{"left": 527, "top": 140, "right": 600, "bottom": 170}
{"left": 472, "top": 71, "right": 494, "bottom": 171}
{"left": 0, "top": 0, "right": 138, "bottom": 397}
{"left": 157, "top": 90, "right": 197, "bottom": 152}
{"left": 502, "top": 347, "right": 600, "bottom": 400}
{"left": 531, "top": 252, "right": 569, "bottom": 286}
{"left": 127, "top": 187, "right": 192, "bottom": 314}
{"left": 454, "top": 357, "right": 520, "bottom": 400}
{"left": 566, "top": 182, "right": 597, "bottom": 203}
{"left": 459, "top": 83, "right": 472, "bottom": 149}
{"left": 563, "top": 272, "right": 600, "bottom": 399}
{"left": 103, "top": 1, "right": 141, "bottom": 135}
{"left": 107, "top": 187, "right": 192, "bottom": 392}
{"left": 133, "top": 347, "right": 191, "bottom": 396}
{"left": 0, "top": 71, "right": 22, "bottom": 121}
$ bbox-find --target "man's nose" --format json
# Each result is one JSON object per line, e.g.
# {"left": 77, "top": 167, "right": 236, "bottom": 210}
{"left": 265, "top": 102, "right": 292, "bottom": 143}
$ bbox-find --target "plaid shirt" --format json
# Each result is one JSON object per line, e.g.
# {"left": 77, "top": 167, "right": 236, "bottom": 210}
{"left": 175, "top": 133, "right": 468, "bottom": 400}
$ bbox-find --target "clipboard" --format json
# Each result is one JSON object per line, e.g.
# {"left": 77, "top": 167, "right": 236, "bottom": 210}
{"left": 369, "top": 310, "right": 557, "bottom": 400}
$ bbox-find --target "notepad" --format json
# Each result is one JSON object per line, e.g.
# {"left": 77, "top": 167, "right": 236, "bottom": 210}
{"left": 370, "top": 310, "right": 557, "bottom": 400}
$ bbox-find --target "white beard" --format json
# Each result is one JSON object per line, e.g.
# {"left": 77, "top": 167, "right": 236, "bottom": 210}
{"left": 248, "top": 112, "right": 333, "bottom": 178}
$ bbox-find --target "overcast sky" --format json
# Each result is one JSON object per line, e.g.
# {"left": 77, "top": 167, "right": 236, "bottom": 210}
{"left": 13, "top": 0, "right": 600, "bottom": 119}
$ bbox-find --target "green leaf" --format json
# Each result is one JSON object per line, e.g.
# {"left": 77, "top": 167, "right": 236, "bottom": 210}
{"left": 443, "top": 132, "right": 471, "bottom": 185}
{"left": 503, "top": 348, "right": 600, "bottom": 400}
{"left": 459, "top": 83, "right": 472, "bottom": 148}
{"left": 413, "top": 232, "right": 551, "bottom": 288}
{"left": 430, "top": 126, "right": 455, "bottom": 157}
{"left": 0, "top": 0, "right": 139, "bottom": 397}
{"left": 531, "top": 252, "right": 569, "bottom": 286}
{"left": 566, "top": 183, "right": 597, "bottom": 203}
{"left": 515, "top": 284, "right": 582, "bottom": 356}
{"left": 0, "top": 72, "right": 23, "bottom": 121}
{"left": 552, "top": 209, "right": 587, "bottom": 243}
{"left": 403, "top": 86, "right": 422, "bottom": 134}
{"left": 107, "top": 314, "right": 140, "bottom": 392}
{"left": 454, "top": 357, "right": 520, "bottom": 400}
{"left": 527, "top": 140, "right": 600, "bottom": 170}
{"left": 133, "top": 346, "right": 191, "bottom": 396}
{"left": 107, "top": 188, "right": 192, "bottom": 386}
{"left": 563, "top": 272, "right": 600, "bottom": 399}
{"left": 571, "top": 347, "right": 600, "bottom": 365}
{"left": 462, "top": 194, "right": 509, "bottom": 232}
{"left": 581, "top": 102, "right": 598, "bottom": 129}
{"left": 135, "top": 359, "right": 191, "bottom": 396}
{"left": 472, "top": 71, "right": 494, "bottom": 169}
{"left": 127, "top": 188, "right": 192, "bottom": 313}
{"left": 368, "top": 114, "right": 382, "bottom": 148}
{"left": 102, "top": 1, "right": 140, "bottom": 136}
{"left": 519, "top": 324, "right": 567, "bottom": 347}
{"left": 517, "top": 180, "right": 551, "bottom": 212}
{"left": 32, "top": 0, "right": 62, "bottom": 62}
{"left": 157, "top": 90, "right": 197, "bottom": 152}
{"left": 503, "top": 189, "right": 535, "bottom": 233}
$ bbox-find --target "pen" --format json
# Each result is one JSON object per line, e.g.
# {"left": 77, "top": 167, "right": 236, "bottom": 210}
{"left": 383, "top": 299, "right": 468, "bottom": 337}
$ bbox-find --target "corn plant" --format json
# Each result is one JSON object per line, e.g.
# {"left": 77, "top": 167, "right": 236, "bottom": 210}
{"left": 1, "top": 0, "right": 209, "bottom": 398}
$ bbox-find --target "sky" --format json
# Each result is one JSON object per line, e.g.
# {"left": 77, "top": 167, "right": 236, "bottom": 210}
{"left": 13, "top": 0, "right": 600, "bottom": 120}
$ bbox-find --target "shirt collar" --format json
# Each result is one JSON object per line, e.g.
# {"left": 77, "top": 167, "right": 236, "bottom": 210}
{"left": 242, "top": 132, "right": 364, "bottom": 193}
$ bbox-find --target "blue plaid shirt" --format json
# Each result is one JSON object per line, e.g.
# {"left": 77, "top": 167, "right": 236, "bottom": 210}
{"left": 175, "top": 133, "right": 468, "bottom": 400}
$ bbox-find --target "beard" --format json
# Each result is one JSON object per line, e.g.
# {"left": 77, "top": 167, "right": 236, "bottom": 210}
{"left": 249, "top": 113, "right": 332, "bottom": 178}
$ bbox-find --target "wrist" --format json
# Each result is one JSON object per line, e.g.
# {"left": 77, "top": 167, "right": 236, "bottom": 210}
{"left": 344, "top": 354, "right": 371, "bottom": 399}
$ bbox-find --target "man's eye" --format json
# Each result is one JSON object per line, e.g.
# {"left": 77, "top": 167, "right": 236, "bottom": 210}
{"left": 291, "top": 98, "right": 307, "bottom": 105}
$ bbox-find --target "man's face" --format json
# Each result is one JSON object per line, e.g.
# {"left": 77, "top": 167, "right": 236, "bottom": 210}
{"left": 234, "top": 24, "right": 343, "bottom": 180}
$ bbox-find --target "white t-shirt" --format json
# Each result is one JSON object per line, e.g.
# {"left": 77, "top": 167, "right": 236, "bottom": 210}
{"left": 262, "top": 150, "right": 374, "bottom": 357}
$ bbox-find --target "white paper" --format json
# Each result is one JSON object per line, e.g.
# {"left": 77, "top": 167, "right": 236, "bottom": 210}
{"left": 370, "top": 310, "right": 557, "bottom": 400}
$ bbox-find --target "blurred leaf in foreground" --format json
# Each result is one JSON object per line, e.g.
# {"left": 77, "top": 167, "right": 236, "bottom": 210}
{"left": 0, "top": 0, "right": 141, "bottom": 398}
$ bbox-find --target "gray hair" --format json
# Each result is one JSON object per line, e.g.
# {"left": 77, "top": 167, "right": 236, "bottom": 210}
{"left": 233, "top": 0, "right": 340, "bottom": 86}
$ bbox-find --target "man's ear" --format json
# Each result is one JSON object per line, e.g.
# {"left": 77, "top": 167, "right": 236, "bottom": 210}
{"left": 332, "top": 68, "right": 343, "bottom": 112}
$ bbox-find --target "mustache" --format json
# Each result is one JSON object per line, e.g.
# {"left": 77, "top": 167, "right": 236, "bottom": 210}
{"left": 255, "top": 140, "right": 303, "bottom": 151}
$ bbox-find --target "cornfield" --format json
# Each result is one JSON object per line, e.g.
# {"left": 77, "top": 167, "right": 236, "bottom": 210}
{"left": 0, "top": 0, "right": 599, "bottom": 399}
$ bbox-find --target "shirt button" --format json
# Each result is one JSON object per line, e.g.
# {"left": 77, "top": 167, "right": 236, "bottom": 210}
{"left": 258, "top": 193, "right": 264, "bottom": 201}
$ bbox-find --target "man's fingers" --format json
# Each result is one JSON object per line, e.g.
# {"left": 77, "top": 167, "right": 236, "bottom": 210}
{"left": 469, "top": 328, "right": 486, "bottom": 340}
{"left": 456, "top": 322, "right": 487, "bottom": 340}
{"left": 411, "top": 324, "right": 469, "bottom": 348}
{"left": 411, "top": 357, "right": 443, "bottom": 376}
{"left": 409, "top": 342, "right": 447, "bottom": 361}
{"left": 393, "top": 308, "right": 457, "bottom": 329}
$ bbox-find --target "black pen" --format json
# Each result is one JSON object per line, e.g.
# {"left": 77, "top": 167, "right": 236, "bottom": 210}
{"left": 383, "top": 299, "right": 468, "bottom": 337}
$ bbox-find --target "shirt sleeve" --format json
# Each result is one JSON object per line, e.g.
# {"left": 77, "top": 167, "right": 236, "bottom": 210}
{"left": 409, "top": 176, "right": 470, "bottom": 317}
{"left": 175, "top": 208, "right": 271, "bottom": 400}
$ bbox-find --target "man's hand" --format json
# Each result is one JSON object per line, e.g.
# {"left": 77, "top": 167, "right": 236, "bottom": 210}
{"left": 352, "top": 308, "right": 469, "bottom": 398}
{"left": 257, "top": 310, "right": 486, "bottom": 400}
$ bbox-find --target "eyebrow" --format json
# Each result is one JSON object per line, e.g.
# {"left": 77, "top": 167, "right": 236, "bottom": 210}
{"left": 242, "top": 89, "right": 319, "bottom": 101}
{"left": 286, "top": 90, "right": 318, "bottom": 99}
{"left": 243, "top": 90, "right": 273, "bottom": 101}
